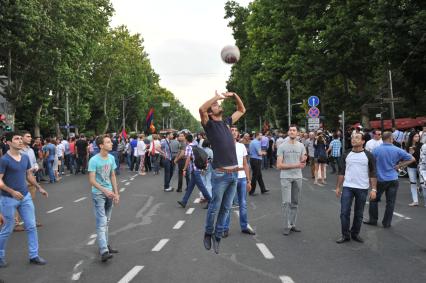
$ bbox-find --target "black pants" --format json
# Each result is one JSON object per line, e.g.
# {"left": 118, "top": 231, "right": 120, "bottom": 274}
{"left": 250, "top": 158, "right": 266, "bottom": 193}
{"left": 131, "top": 155, "right": 139, "bottom": 171}
{"left": 368, "top": 180, "right": 399, "bottom": 227}
{"left": 144, "top": 152, "right": 151, "bottom": 172}
{"left": 177, "top": 159, "right": 190, "bottom": 191}
{"left": 75, "top": 155, "right": 87, "bottom": 174}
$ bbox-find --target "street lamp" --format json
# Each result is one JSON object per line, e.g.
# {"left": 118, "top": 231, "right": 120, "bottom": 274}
{"left": 289, "top": 102, "right": 302, "bottom": 126}
{"left": 162, "top": 102, "right": 170, "bottom": 130}
{"left": 50, "top": 90, "right": 70, "bottom": 138}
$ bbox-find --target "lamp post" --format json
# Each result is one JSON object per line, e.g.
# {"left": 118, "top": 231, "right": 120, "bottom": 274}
{"left": 162, "top": 102, "right": 170, "bottom": 130}
{"left": 50, "top": 90, "right": 70, "bottom": 138}
{"left": 289, "top": 102, "right": 302, "bottom": 126}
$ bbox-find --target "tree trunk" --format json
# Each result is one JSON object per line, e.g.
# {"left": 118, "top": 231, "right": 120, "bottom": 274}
{"left": 75, "top": 92, "right": 80, "bottom": 135}
{"left": 102, "top": 72, "right": 112, "bottom": 134}
{"left": 34, "top": 104, "right": 42, "bottom": 137}
{"left": 355, "top": 81, "right": 370, "bottom": 127}
{"left": 134, "top": 120, "right": 138, "bottom": 133}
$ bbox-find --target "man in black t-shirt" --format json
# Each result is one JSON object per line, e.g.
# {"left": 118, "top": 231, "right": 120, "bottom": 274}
{"left": 199, "top": 90, "right": 246, "bottom": 254}
{"left": 75, "top": 134, "right": 89, "bottom": 174}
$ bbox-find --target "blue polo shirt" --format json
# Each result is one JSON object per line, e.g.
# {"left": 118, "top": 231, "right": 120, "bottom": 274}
{"left": 249, "top": 139, "right": 262, "bottom": 160}
{"left": 0, "top": 153, "right": 31, "bottom": 198}
{"left": 373, "top": 143, "right": 412, "bottom": 182}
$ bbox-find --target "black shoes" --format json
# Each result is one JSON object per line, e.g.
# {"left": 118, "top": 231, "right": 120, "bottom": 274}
{"left": 363, "top": 220, "right": 378, "bottom": 226}
{"left": 222, "top": 230, "right": 229, "bottom": 238}
{"left": 101, "top": 252, "right": 113, "bottom": 262}
{"left": 249, "top": 192, "right": 258, "bottom": 196}
{"left": 29, "top": 256, "right": 47, "bottom": 265}
{"left": 176, "top": 188, "right": 182, "bottom": 193}
{"left": 242, "top": 228, "right": 256, "bottom": 235}
{"left": 177, "top": 201, "right": 186, "bottom": 208}
{"left": 203, "top": 233, "right": 212, "bottom": 250}
{"left": 351, "top": 235, "right": 364, "bottom": 243}
{"left": 283, "top": 228, "right": 291, "bottom": 236}
{"left": 108, "top": 245, "right": 119, "bottom": 254}
{"left": 336, "top": 236, "right": 350, "bottom": 244}
{"left": 290, "top": 227, "right": 301, "bottom": 233}
{"left": 212, "top": 236, "right": 221, "bottom": 254}
{"left": 261, "top": 189, "right": 270, "bottom": 194}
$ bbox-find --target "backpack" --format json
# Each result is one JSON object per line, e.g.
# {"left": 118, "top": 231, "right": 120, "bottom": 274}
{"left": 191, "top": 146, "right": 208, "bottom": 170}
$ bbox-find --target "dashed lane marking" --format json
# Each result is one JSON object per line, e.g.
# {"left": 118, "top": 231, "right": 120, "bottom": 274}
{"left": 117, "top": 266, "right": 144, "bottom": 283}
{"left": 89, "top": 234, "right": 97, "bottom": 239}
{"left": 256, "top": 243, "right": 275, "bottom": 259}
{"left": 72, "top": 272, "right": 82, "bottom": 281}
{"left": 152, "top": 239, "right": 169, "bottom": 252}
{"left": 132, "top": 174, "right": 138, "bottom": 178}
{"left": 173, "top": 220, "right": 185, "bottom": 230}
{"left": 393, "top": 212, "right": 411, "bottom": 220}
{"left": 125, "top": 182, "right": 131, "bottom": 186}
{"left": 74, "top": 197, "right": 87, "bottom": 203}
{"left": 87, "top": 238, "right": 96, "bottom": 245}
{"left": 193, "top": 198, "right": 201, "bottom": 204}
{"left": 121, "top": 180, "right": 128, "bottom": 183}
{"left": 130, "top": 178, "right": 135, "bottom": 181}
{"left": 120, "top": 188, "right": 126, "bottom": 192}
{"left": 186, "top": 208, "right": 195, "bottom": 215}
{"left": 47, "top": 207, "right": 63, "bottom": 214}
{"left": 280, "top": 275, "right": 295, "bottom": 283}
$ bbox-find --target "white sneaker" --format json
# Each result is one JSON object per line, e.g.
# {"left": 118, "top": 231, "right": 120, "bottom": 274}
{"left": 408, "top": 202, "right": 419, "bottom": 207}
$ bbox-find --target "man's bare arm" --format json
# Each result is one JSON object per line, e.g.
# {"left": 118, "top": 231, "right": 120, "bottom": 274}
{"left": 230, "top": 92, "right": 246, "bottom": 124}
{"left": 199, "top": 91, "right": 223, "bottom": 126}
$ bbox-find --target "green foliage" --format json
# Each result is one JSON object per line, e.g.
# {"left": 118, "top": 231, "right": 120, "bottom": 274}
{"left": 224, "top": 0, "right": 426, "bottom": 130}
{"left": 0, "top": 0, "right": 198, "bottom": 136}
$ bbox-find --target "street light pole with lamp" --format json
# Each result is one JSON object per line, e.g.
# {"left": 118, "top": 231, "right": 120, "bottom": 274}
{"left": 122, "top": 91, "right": 141, "bottom": 131}
{"left": 289, "top": 102, "right": 302, "bottom": 126}
{"left": 49, "top": 90, "right": 70, "bottom": 138}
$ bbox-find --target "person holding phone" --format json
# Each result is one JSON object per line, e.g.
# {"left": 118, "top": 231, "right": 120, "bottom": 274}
{"left": 335, "top": 133, "right": 377, "bottom": 244}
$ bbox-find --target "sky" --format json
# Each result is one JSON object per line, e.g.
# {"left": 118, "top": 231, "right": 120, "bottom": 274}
{"left": 110, "top": 0, "right": 251, "bottom": 120}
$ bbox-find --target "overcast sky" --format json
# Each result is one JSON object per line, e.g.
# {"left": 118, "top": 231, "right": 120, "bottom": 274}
{"left": 110, "top": 0, "right": 251, "bottom": 120}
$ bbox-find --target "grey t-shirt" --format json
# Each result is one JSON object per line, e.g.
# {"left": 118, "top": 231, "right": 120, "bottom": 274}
{"left": 277, "top": 141, "right": 306, "bottom": 179}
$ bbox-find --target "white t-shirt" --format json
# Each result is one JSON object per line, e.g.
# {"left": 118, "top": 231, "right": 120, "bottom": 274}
{"left": 134, "top": 140, "right": 146, "bottom": 157}
{"left": 342, "top": 151, "right": 373, "bottom": 189}
{"left": 56, "top": 143, "right": 65, "bottom": 157}
{"left": 235, "top": 142, "right": 247, "bottom": 179}
{"left": 365, "top": 139, "right": 383, "bottom": 152}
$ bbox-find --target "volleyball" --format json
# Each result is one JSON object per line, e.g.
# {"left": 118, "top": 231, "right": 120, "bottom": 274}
{"left": 221, "top": 45, "right": 240, "bottom": 64}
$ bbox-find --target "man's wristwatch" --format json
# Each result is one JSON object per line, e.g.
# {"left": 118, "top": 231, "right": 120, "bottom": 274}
{"left": 371, "top": 189, "right": 377, "bottom": 192}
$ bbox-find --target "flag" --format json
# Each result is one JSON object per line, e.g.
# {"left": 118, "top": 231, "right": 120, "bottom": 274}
{"left": 120, "top": 128, "right": 127, "bottom": 140}
{"left": 146, "top": 108, "right": 155, "bottom": 133}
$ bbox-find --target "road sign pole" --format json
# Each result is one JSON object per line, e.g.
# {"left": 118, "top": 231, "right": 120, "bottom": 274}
{"left": 388, "top": 65, "right": 396, "bottom": 128}
{"left": 342, "top": 111, "right": 345, "bottom": 151}
{"left": 286, "top": 80, "right": 291, "bottom": 128}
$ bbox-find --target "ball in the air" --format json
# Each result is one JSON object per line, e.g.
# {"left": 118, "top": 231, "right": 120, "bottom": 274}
{"left": 221, "top": 45, "right": 240, "bottom": 64}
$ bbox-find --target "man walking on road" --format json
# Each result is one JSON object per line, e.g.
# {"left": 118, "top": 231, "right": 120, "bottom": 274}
{"left": 75, "top": 135, "right": 89, "bottom": 174}
{"left": 0, "top": 131, "right": 48, "bottom": 268}
{"left": 335, "top": 133, "right": 377, "bottom": 244}
{"left": 276, "top": 125, "right": 307, "bottom": 236}
{"left": 364, "top": 131, "right": 415, "bottom": 228}
{"left": 199, "top": 90, "right": 245, "bottom": 254}
{"left": 249, "top": 132, "right": 269, "bottom": 195}
{"left": 88, "top": 135, "right": 119, "bottom": 262}
{"left": 174, "top": 132, "right": 189, "bottom": 192}
{"left": 161, "top": 132, "right": 175, "bottom": 192}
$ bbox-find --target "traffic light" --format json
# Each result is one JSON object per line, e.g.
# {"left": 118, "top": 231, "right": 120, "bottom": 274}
{"left": 0, "top": 114, "right": 11, "bottom": 131}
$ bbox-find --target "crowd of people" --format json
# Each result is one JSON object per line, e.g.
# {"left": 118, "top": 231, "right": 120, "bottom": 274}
{"left": 0, "top": 91, "right": 425, "bottom": 266}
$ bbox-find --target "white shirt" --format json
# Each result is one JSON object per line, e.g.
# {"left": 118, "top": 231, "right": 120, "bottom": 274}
{"left": 365, "top": 139, "right": 383, "bottom": 152}
{"left": 275, "top": 137, "right": 285, "bottom": 149}
{"left": 56, "top": 143, "right": 65, "bottom": 157}
{"left": 235, "top": 142, "right": 247, "bottom": 179}
{"left": 134, "top": 140, "right": 146, "bottom": 157}
{"left": 342, "top": 152, "right": 370, "bottom": 189}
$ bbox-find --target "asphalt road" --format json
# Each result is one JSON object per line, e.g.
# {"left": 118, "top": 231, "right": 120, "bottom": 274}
{"left": 1, "top": 165, "right": 425, "bottom": 283}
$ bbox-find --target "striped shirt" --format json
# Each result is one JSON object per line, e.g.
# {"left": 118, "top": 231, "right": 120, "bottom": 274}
{"left": 329, "top": 139, "right": 342, "bottom": 157}
{"left": 185, "top": 141, "right": 199, "bottom": 171}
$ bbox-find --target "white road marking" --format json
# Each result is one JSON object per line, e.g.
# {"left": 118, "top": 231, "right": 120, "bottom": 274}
{"left": 120, "top": 188, "right": 126, "bottom": 192}
{"left": 47, "top": 207, "right": 63, "bottom": 214}
{"left": 121, "top": 179, "right": 128, "bottom": 183}
{"left": 256, "top": 243, "right": 275, "bottom": 259}
{"left": 89, "top": 234, "right": 97, "bottom": 239}
{"left": 393, "top": 212, "right": 405, "bottom": 218}
{"left": 130, "top": 178, "right": 134, "bottom": 181}
{"left": 173, "top": 220, "right": 185, "bottom": 230}
{"left": 280, "top": 275, "right": 295, "bottom": 283}
{"left": 193, "top": 198, "right": 201, "bottom": 204}
{"left": 118, "top": 266, "right": 144, "bottom": 283}
{"left": 186, "top": 208, "right": 195, "bottom": 215}
{"left": 125, "top": 182, "right": 131, "bottom": 186}
{"left": 87, "top": 238, "right": 96, "bottom": 245}
{"left": 132, "top": 174, "right": 138, "bottom": 178}
{"left": 234, "top": 210, "right": 240, "bottom": 217}
{"left": 73, "top": 260, "right": 84, "bottom": 271}
{"left": 71, "top": 272, "right": 82, "bottom": 281}
{"left": 74, "top": 197, "right": 87, "bottom": 203}
{"left": 152, "top": 239, "right": 169, "bottom": 252}
{"left": 65, "top": 174, "right": 71, "bottom": 177}
{"left": 404, "top": 217, "right": 412, "bottom": 220}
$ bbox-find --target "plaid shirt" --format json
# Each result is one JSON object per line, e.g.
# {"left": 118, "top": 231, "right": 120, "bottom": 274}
{"left": 329, "top": 139, "right": 342, "bottom": 157}
{"left": 161, "top": 139, "right": 172, "bottom": 161}
{"left": 185, "top": 141, "right": 199, "bottom": 171}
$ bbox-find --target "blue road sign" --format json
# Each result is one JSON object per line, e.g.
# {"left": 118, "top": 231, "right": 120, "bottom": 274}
{"left": 308, "top": 107, "right": 320, "bottom": 118}
{"left": 308, "top": 96, "right": 320, "bottom": 107}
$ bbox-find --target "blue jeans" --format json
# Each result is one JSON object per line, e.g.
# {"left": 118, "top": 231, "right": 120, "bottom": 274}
{"left": 368, "top": 180, "right": 399, "bottom": 227}
{"left": 340, "top": 187, "right": 368, "bottom": 238}
{"left": 201, "top": 163, "right": 213, "bottom": 197}
{"left": 92, "top": 192, "right": 113, "bottom": 255}
{"left": 110, "top": 151, "right": 120, "bottom": 175}
{"left": 0, "top": 193, "right": 39, "bottom": 259}
{"left": 126, "top": 153, "right": 132, "bottom": 169}
{"left": 163, "top": 159, "right": 174, "bottom": 189}
{"left": 182, "top": 170, "right": 212, "bottom": 205}
{"left": 224, "top": 178, "right": 248, "bottom": 231}
{"left": 205, "top": 170, "right": 237, "bottom": 238}
{"left": 46, "top": 158, "right": 55, "bottom": 182}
